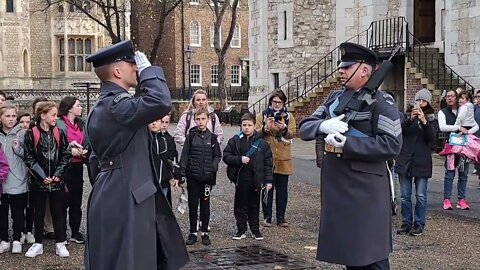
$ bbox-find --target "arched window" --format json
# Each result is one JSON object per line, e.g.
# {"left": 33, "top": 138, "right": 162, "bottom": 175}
{"left": 23, "top": 49, "right": 29, "bottom": 76}
{"left": 190, "top": 21, "right": 201, "bottom": 47}
{"left": 230, "top": 23, "right": 241, "bottom": 48}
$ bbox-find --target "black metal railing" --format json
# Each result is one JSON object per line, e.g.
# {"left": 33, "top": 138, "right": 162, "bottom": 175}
{"left": 405, "top": 29, "right": 475, "bottom": 94}
{"left": 249, "top": 17, "right": 407, "bottom": 115}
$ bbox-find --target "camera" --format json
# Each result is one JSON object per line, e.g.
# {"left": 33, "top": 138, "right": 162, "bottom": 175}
{"left": 273, "top": 112, "right": 282, "bottom": 123}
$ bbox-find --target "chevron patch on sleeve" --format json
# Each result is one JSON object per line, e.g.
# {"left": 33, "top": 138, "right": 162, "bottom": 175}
{"left": 378, "top": 114, "right": 401, "bottom": 137}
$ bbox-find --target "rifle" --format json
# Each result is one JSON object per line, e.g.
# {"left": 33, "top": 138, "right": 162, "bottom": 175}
{"left": 333, "top": 44, "right": 402, "bottom": 122}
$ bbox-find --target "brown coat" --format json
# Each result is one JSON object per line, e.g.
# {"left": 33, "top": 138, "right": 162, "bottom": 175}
{"left": 255, "top": 112, "right": 296, "bottom": 175}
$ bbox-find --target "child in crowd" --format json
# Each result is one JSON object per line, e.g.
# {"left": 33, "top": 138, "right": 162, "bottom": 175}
{"left": 16, "top": 112, "right": 35, "bottom": 245}
{"left": 455, "top": 91, "right": 479, "bottom": 134}
{"left": 149, "top": 113, "right": 181, "bottom": 205}
{"left": 23, "top": 102, "right": 71, "bottom": 258}
{"left": 17, "top": 112, "right": 31, "bottom": 130}
{"left": 0, "top": 147, "right": 11, "bottom": 253}
{"left": 0, "top": 103, "right": 29, "bottom": 254}
{"left": 223, "top": 113, "right": 273, "bottom": 240}
{"left": 180, "top": 108, "right": 221, "bottom": 246}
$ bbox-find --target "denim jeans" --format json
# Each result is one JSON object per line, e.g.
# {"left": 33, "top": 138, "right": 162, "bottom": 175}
{"left": 399, "top": 174, "right": 428, "bottom": 226}
{"left": 262, "top": 173, "right": 289, "bottom": 221}
{"left": 444, "top": 159, "right": 469, "bottom": 200}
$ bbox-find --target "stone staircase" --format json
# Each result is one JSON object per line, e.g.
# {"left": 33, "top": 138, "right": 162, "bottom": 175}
{"left": 287, "top": 75, "right": 342, "bottom": 124}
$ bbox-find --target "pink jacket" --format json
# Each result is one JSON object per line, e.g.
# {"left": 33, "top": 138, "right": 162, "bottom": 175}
{"left": 0, "top": 147, "right": 10, "bottom": 194}
{"left": 439, "top": 134, "right": 480, "bottom": 169}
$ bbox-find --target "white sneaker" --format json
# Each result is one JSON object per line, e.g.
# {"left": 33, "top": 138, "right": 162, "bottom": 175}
{"left": 20, "top": 233, "right": 26, "bottom": 244}
{"left": 12, "top": 241, "right": 22, "bottom": 254}
{"left": 25, "top": 232, "right": 35, "bottom": 244}
{"left": 0, "top": 241, "right": 10, "bottom": 253}
{"left": 55, "top": 242, "right": 70, "bottom": 257}
{"left": 25, "top": 243, "right": 43, "bottom": 257}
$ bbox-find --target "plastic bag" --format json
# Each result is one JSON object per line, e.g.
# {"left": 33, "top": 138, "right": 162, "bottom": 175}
{"left": 177, "top": 186, "right": 188, "bottom": 214}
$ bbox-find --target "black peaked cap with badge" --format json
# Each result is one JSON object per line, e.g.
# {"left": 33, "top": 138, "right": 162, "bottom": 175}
{"left": 86, "top": 40, "right": 136, "bottom": 68}
{"left": 338, "top": 42, "right": 378, "bottom": 68}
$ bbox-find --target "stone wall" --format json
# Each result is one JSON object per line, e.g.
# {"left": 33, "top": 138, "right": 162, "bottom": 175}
{"left": 444, "top": 0, "right": 480, "bottom": 89}
{"left": 249, "top": 0, "right": 336, "bottom": 108}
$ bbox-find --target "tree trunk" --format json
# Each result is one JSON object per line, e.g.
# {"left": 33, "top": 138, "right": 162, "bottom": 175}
{"left": 217, "top": 52, "right": 227, "bottom": 110}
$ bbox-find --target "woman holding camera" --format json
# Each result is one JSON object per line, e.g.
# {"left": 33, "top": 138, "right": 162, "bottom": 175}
{"left": 395, "top": 88, "right": 435, "bottom": 236}
{"left": 255, "top": 90, "right": 296, "bottom": 227}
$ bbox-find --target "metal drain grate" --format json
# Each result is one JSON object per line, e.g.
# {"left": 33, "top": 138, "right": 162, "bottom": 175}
{"left": 185, "top": 245, "right": 316, "bottom": 269}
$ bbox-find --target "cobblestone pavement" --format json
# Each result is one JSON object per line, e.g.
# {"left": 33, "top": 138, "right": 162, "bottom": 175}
{"left": 0, "top": 125, "right": 479, "bottom": 269}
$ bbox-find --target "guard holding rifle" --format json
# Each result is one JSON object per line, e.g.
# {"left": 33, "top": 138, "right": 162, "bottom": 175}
{"left": 299, "top": 42, "right": 402, "bottom": 269}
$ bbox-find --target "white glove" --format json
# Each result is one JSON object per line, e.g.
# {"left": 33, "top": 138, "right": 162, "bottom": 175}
{"left": 319, "top": 114, "right": 348, "bottom": 134}
{"left": 134, "top": 51, "right": 151, "bottom": 75}
{"left": 324, "top": 132, "right": 347, "bottom": 148}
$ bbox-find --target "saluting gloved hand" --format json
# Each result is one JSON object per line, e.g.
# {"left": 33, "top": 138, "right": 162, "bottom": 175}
{"left": 324, "top": 132, "right": 347, "bottom": 148}
{"left": 319, "top": 114, "right": 348, "bottom": 134}
{"left": 134, "top": 51, "right": 151, "bottom": 75}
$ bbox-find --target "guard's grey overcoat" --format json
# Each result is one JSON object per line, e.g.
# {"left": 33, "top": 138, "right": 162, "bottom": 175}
{"left": 299, "top": 89, "right": 402, "bottom": 267}
{"left": 84, "top": 66, "right": 188, "bottom": 270}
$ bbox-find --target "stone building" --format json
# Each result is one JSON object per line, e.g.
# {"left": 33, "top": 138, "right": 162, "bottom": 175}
{"left": 249, "top": 0, "right": 480, "bottom": 116}
{"left": 131, "top": 0, "right": 249, "bottom": 100}
{"left": 0, "top": 0, "right": 129, "bottom": 95}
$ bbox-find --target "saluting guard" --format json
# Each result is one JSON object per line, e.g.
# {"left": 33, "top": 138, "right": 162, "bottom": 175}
{"left": 84, "top": 40, "right": 188, "bottom": 270}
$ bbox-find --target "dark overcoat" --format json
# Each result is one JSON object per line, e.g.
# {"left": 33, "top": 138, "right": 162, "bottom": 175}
{"left": 84, "top": 66, "right": 188, "bottom": 270}
{"left": 299, "top": 89, "right": 402, "bottom": 266}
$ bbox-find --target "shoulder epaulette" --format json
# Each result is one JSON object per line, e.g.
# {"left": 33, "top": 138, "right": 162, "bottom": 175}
{"left": 113, "top": 92, "right": 131, "bottom": 104}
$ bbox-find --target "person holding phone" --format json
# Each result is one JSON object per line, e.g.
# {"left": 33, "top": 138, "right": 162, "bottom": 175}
{"left": 255, "top": 90, "right": 296, "bottom": 227}
{"left": 395, "top": 88, "right": 436, "bottom": 236}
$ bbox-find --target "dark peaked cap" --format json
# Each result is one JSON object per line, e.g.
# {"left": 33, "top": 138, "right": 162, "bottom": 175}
{"left": 86, "top": 40, "right": 136, "bottom": 68}
{"left": 338, "top": 42, "right": 377, "bottom": 68}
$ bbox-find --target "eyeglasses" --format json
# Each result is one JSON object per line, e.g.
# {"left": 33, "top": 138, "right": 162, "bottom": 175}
{"left": 271, "top": 100, "right": 284, "bottom": 105}
{"left": 446, "top": 94, "right": 456, "bottom": 98}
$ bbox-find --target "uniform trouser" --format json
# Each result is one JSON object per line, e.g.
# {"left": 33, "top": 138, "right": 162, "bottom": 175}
{"left": 25, "top": 191, "right": 35, "bottom": 233}
{"left": 64, "top": 163, "right": 84, "bottom": 235}
{"left": 34, "top": 190, "right": 66, "bottom": 243}
{"left": 234, "top": 177, "right": 260, "bottom": 233}
{"left": 0, "top": 193, "right": 27, "bottom": 241}
{"left": 262, "top": 173, "right": 289, "bottom": 221}
{"left": 187, "top": 180, "right": 211, "bottom": 233}
{"left": 346, "top": 258, "right": 390, "bottom": 270}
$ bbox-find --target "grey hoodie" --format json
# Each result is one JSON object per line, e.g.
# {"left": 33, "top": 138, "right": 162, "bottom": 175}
{"left": 0, "top": 125, "right": 28, "bottom": 195}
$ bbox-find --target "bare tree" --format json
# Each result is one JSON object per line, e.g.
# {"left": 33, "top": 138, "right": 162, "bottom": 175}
{"left": 209, "top": 0, "right": 239, "bottom": 110}
{"left": 40, "top": 0, "right": 128, "bottom": 44}
{"left": 149, "top": 0, "right": 183, "bottom": 63}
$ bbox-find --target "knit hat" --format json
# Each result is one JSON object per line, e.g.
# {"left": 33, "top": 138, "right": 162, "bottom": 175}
{"left": 414, "top": 88, "right": 432, "bottom": 104}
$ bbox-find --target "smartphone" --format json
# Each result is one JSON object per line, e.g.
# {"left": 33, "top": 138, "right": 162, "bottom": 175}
{"left": 414, "top": 101, "right": 420, "bottom": 109}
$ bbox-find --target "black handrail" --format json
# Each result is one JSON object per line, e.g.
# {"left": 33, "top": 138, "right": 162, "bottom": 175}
{"left": 405, "top": 25, "right": 475, "bottom": 94}
{"left": 248, "top": 17, "right": 407, "bottom": 115}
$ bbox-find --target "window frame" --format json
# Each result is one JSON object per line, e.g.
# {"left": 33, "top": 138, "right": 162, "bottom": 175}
{"left": 230, "top": 24, "right": 241, "bottom": 48}
{"left": 190, "top": 64, "right": 202, "bottom": 86}
{"left": 58, "top": 36, "right": 93, "bottom": 73}
{"left": 211, "top": 65, "right": 218, "bottom": 86}
{"left": 190, "top": 21, "right": 201, "bottom": 47}
{"left": 230, "top": 65, "right": 241, "bottom": 86}
{"left": 210, "top": 24, "right": 222, "bottom": 48}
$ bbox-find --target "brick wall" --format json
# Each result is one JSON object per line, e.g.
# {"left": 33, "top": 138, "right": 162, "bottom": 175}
{"left": 405, "top": 70, "right": 442, "bottom": 112}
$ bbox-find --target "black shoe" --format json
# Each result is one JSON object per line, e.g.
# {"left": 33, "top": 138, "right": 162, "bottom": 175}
{"left": 252, "top": 231, "right": 263, "bottom": 240}
{"left": 70, "top": 232, "right": 85, "bottom": 244}
{"left": 232, "top": 231, "right": 246, "bottom": 240}
{"left": 44, "top": 232, "right": 55, "bottom": 240}
{"left": 262, "top": 218, "right": 272, "bottom": 227}
{"left": 185, "top": 233, "right": 197, "bottom": 245}
{"left": 201, "top": 234, "right": 211, "bottom": 245}
{"left": 410, "top": 224, "right": 423, "bottom": 236}
{"left": 396, "top": 223, "right": 412, "bottom": 235}
{"left": 277, "top": 218, "right": 289, "bottom": 227}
